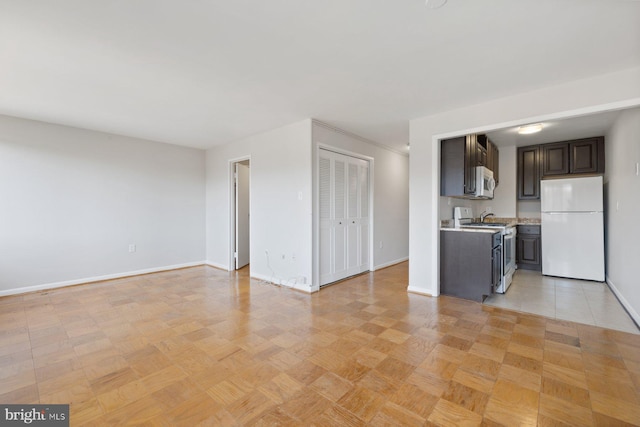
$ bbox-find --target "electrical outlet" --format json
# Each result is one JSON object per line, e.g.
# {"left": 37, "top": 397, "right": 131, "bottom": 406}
{"left": 128, "top": 244, "right": 136, "bottom": 253}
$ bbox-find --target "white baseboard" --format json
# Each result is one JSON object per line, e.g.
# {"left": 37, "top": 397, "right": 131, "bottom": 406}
{"left": 0, "top": 261, "right": 207, "bottom": 297}
{"left": 372, "top": 256, "right": 409, "bottom": 271}
{"left": 250, "top": 272, "right": 314, "bottom": 293}
{"left": 205, "top": 261, "right": 230, "bottom": 271}
{"left": 606, "top": 276, "right": 640, "bottom": 327}
{"left": 407, "top": 286, "right": 434, "bottom": 297}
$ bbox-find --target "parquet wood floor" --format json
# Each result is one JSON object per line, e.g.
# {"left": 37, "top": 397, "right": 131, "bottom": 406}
{"left": 1, "top": 262, "right": 639, "bottom": 426}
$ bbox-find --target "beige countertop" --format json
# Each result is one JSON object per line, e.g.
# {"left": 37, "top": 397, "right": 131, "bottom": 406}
{"left": 483, "top": 217, "right": 541, "bottom": 226}
{"left": 440, "top": 217, "right": 541, "bottom": 229}
{"left": 440, "top": 227, "right": 500, "bottom": 234}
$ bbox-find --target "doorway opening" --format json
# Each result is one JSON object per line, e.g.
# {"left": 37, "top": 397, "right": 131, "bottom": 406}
{"left": 232, "top": 159, "right": 250, "bottom": 270}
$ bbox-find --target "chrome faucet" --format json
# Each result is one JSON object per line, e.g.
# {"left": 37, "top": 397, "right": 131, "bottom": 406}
{"left": 480, "top": 211, "right": 495, "bottom": 223}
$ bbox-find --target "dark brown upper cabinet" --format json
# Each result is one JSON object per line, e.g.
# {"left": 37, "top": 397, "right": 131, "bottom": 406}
{"left": 489, "top": 140, "right": 499, "bottom": 185}
{"left": 541, "top": 137, "right": 604, "bottom": 177}
{"left": 517, "top": 145, "right": 541, "bottom": 199}
{"left": 441, "top": 135, "right": 476, "bottom": 197}
{"left": 464, "top": 134, "right": 477, "bottom": 195}
{"left": 570, "top": 137, "right": 605, "bottom": 174}
{"left": 475, "top": 135, "right": 488, "bottom": 168}
{"left": 441, "top": 134, "right": 499, "bottom": 198}
{"left": 478, "top": 134, "right": 499, "bottom": 184}
{"left": 518, "top": 136, "right": 604, "bottom": 200}
{"left": 542, "top": 142, "right": 569, "bottom": 176}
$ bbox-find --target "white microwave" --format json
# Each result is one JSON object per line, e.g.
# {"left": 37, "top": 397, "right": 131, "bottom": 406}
{"left": 474, "top": 166, "right": 495, "bottom": 199}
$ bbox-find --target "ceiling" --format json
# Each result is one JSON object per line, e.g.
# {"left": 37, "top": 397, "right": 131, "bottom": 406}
{"left": 1, "top": 1, "right": 639, "bottom": 151}
{"left": 486, "top": 110, "right": 622, "bottom": 148}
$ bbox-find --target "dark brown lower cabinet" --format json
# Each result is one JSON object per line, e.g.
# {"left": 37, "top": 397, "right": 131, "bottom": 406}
{"left": 440, "top": 230, "right": 501, "bottom": 302}
{"left": 516, "top": 225, "right": 541, "bottom": 271}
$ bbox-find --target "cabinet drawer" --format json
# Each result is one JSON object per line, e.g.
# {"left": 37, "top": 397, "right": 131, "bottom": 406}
{"left": 518, "top": 225, "right": 541, "bottom": 235}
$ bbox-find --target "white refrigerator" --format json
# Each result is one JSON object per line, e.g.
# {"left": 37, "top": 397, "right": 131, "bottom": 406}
{"left": 541, "top": 176, "right": 604, "bottom": 282}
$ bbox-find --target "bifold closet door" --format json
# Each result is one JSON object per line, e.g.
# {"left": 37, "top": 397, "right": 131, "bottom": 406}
{"left": 319, "top": 149, "right": 369, "bottom": 286}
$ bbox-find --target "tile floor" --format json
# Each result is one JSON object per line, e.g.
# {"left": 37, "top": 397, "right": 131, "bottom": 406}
{"left": 484, "top": 269, "right": 639, "bottom": 334}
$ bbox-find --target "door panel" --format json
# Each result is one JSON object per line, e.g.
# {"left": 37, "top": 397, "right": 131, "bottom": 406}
{"left": 360, "top": 223, "right": 369, "bottom": 267}
{"left": 319, "top": 157, "right": 332, "bottom": 281}
{"left": 319, "top": 149, "right": 370, "bottom": 286}
{"left": 541, "top": 212, "right": 604, "bottom": 281}
{"left": 235, "top": 163, "right": 250, "bottom": 269}
{"left": 541, "top": 176, "right": 603, "bottom": 212}
{"left": 334, "top": 223, "right": 347, "bottom": 274}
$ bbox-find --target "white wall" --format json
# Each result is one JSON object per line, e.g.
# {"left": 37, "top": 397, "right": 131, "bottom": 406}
{"left": 312, "top": 122, "right": 409, "bottom": 275}
{"left": 409, "top": 66, "right": 640, "bottom": 296}
{"left": 517, "top": 200, "right": 542, "bottom": 219}
{"left": 478, "top": 145, "right": 517, "bottom": 218}
{"left": 0, "top": 115, "right": 206, "bottom": 295}
{"left": 604, "top": 107, "right": 640, "bottom": 324}
{"left": 205, "top": 120, "right": 313, "bottom": 291}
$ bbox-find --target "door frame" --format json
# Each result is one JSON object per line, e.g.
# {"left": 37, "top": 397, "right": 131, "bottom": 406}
{"left": 228, "top": 156, "right": 251, "bottom": 271}
{"left": 313, "top": 144, "right": 374, "bottom": 290}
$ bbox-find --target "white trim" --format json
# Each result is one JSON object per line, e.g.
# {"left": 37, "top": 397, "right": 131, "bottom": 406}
{"left": 316, "top": 143, "right": 375, "bottom": 165}
{"left": 429, "top": 98, "right": 640, "bottom": 298}
{"left": 205, "top": 261, "right": 229, "bottom": 271}
{"left": 606, "top": 276, "right": 640, "bottom": 327}
{"left": 433, "top": 98, "right": 640, "bottom": 141}
{"left": 251, "top": 272, "right": 315, "bottom": 293}
{"left": 0, "top": 262, "right": 207, "bottom": 297}
{"left": 228, "top": 155, "right": 251, "bottom": 272}
{"left": 372, "top": 256, "right": 409, "bottom": 271}
{"left": 407, "top": 287, "right": 433, "bottom": 297}
{"left": 314, "top": 145, "right": 374, "bottom": 287}
{"left": 312, "top": 119, "right": 408, "bottom": 157}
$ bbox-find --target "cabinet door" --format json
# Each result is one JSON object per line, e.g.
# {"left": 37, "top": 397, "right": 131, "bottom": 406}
{"left": 570, "top": 137, "right": 604, "bottom": 174}
{"left": 441, "top": 137, "right": 465, "bottom": 197}
{"left": 542, "top": 142, "right": 569, "bottom": 176}
{"left": 517, "top": 145, "right": 540, "bottom": 199}
{"left": 440, "top": 231, "right": 494, "bottom": 302}
{"left": 464, "top": 135, "right": 477, "bottom": 195}
{"left": 476, "top": 145, "right": 487, "bottom": 167}
{"left": 491, "top": 142, "right": 499, "bottom": 186}
{"left": 517, "top": 235, "right": 541, "bottom": 270}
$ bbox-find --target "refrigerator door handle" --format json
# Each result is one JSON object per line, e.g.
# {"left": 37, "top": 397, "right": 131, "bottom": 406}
{"left": 544, "top": 211, "right": 601, "bottom": 214}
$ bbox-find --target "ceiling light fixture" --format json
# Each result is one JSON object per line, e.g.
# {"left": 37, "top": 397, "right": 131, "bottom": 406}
{"left": 426, "top": 0, "right": 447, "bottom": 9}
{"left": 518, "top": 123, "right": 543, "bottom": 135}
